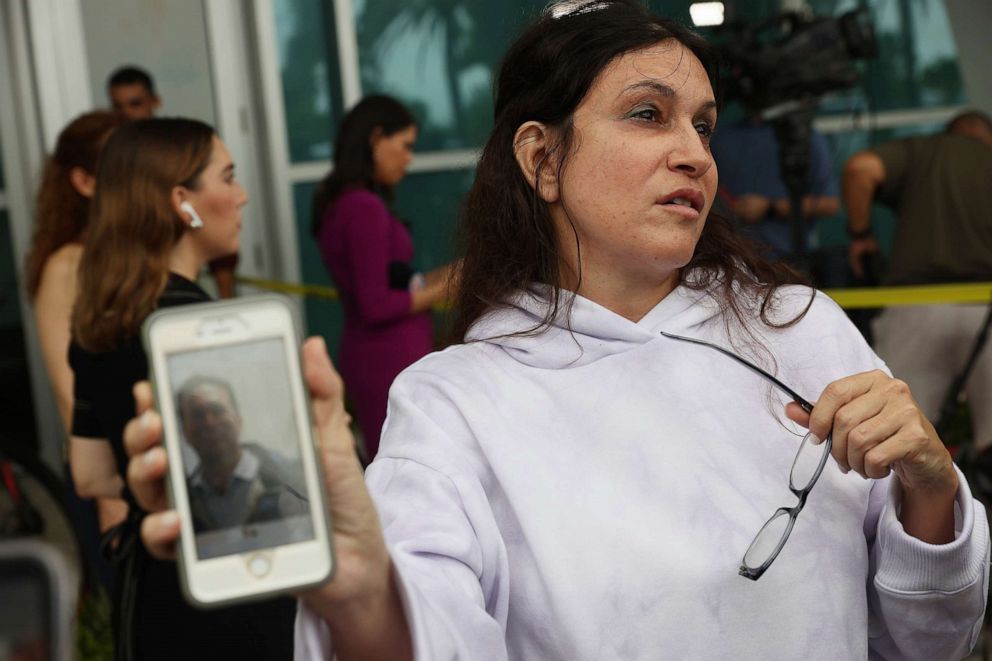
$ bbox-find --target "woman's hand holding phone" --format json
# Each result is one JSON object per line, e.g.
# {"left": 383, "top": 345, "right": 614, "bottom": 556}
{"left": 123, "top": 384, "right": 176, "bottom": 559}
{"left": 124, "top": 337, "right": 413, "bottom": 658}
{"left": 295, "top": 338, "right": 414, "bottom": 659}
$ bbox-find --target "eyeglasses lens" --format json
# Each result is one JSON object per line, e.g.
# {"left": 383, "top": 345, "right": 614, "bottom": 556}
{"left": 742, "top": 509, "right": 790, "bottom": 570}
{"left": 790, "top": 432, "right": 829, "bottom": 491}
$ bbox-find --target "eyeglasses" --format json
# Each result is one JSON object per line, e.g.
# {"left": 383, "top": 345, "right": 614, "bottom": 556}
{"left": 659, "top": 330, "right": 833, "bottom": 581}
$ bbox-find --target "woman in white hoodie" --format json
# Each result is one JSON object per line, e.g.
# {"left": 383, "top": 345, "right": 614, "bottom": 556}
{"left": 127, "top": 1, "right": 988, "bottom": 659}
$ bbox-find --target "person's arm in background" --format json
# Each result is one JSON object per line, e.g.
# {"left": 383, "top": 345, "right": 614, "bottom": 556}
{"left": 842, "top": 150, "right": 886, "bottom": 278}
{"left": 410, "top": 261, "right": 459, "bottom": 313}
{"left": 36, "top": 245, "right": 128, "bottom": 530}
{"left": 731, "top": 194, "right": 772, "bottom": 224}
{"left": 96, "top": 498, "right": 129, "bottom": 533}
{"left": 771, "top": 195, "right": 840, "bottom": 218}
{"left": 34, "top": 245, "right": 81, "bottom": 429}
{"left": 72, "top": 437, "right": 128, "bottom": 533}
{"left": 334, "top": 193, "right": 454, "bottom": 323}
{"left": 770, "top": 194, "right": 840, "bottom": 219}
{"left": 709, "top": 128, "right": 774, "bottom": 225}
{"left": 69, "top": 436, "right": 124, "bottom": 500}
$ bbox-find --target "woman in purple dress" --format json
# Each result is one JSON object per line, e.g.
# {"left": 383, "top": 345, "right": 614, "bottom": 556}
{"left": 312, "top": 95, "right": 456, "bottom": 460}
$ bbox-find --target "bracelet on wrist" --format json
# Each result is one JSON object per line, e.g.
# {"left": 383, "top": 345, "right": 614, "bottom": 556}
{"left": 409, "top": 272, "right": 426, "bottom": 292}
{"left": 847, "top": 226, "right": 873, "bottom": 240}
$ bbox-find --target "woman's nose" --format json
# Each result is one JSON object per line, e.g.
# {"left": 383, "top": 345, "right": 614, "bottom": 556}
{"left": 667, "top": 126, "right": 713, "bottom": 178}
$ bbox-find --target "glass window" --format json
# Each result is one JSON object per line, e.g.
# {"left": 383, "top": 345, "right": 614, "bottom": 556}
{"left": 818, "top": 0, "right": 964, "bottom": 113}
{"left": 704, "top": 0, "right": 965, "bottom": 117}
{"left": 813, "top": 0, "right": 963, "bottom": 113}
{"left": 393, "top": 169, "right": 473, "bottom": 269}
{"left": 80, "top": 0, "right": 217, "bottom": 125}
{"left": 352, "top": 0, "right": 542, "bottom": 151}
{"left": 277, "top": 0, "right": 966, "bottom": 160}
{"left": 274, "top": 0, "right": 344, "bottom": 162}
{"left": 293, "top": 181, "right": 345, "bottom": 352}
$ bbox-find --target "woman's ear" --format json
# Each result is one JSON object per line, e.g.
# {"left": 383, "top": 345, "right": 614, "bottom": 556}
{"left": 369, "top": 126, "right": 384, "bottom": 149}
{"left": 369, "top": 126, "right": 385, "bottom": 167}
{"left": 513, "top": 121, "right": 559, "bottom": 203}
{"left": 170, "top": 186, "right": 188, "bottom": 219}
{"left": 68, "top": 167, "right": 96, "bottom": 198}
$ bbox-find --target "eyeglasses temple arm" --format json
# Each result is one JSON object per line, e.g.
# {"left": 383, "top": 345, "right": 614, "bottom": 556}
{"left": 659, "top": 331, "right": 814, "bottom": 413}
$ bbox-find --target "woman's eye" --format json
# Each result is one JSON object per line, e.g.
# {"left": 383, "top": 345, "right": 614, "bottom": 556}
{"left": 630, "top": 107, "right": 659, "bottom": 122}
{"left": 695, "top": 122, "right": 715, "bottom": 139}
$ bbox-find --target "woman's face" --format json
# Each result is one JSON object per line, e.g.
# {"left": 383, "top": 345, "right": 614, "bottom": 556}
{"left": 550, "top": 39, "right": 718, "bottom": 300}
{"left": 184, "top": 137, "right": 248, "bottom": 259}
{"left": 372, "top": 125, "right": 417, "bottom": 187}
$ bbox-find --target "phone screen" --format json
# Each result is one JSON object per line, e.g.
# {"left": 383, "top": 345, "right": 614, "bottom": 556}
{"left": 0, "top": 558, "right": 51, "bottom": 660}
{"left": 165, "top": 336, "right": 315, "bottom": 560}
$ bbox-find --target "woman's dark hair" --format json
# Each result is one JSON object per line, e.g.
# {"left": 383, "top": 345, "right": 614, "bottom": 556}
{"left": 24, "top": 110, "right": 124, "bottom": 298}
{"left": 450, "top": 0, "right": 808, "bottom": 342}
{"left": 311, "top": 95, "right": 417, "bottom": 236}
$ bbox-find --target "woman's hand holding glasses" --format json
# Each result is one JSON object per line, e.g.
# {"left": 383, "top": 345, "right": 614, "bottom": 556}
{"left": 785, "top": 369, "right": 959, "bottom": 545}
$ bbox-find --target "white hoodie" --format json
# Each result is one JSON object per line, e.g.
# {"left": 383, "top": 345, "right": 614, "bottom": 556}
{"left": 297, "top": 283, "right": 989, "bottom": 660}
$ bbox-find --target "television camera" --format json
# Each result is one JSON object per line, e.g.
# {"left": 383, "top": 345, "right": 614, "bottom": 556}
{"left": 714, "top": 8, "right": 877, "bottom": 259}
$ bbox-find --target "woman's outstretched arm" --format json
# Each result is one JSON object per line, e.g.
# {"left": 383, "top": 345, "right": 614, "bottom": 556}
{"left": 125, "top": 338, "right": 414, "bottom": 661}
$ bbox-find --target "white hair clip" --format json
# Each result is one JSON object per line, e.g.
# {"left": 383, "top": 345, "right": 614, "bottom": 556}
{"left": 548, "top": 0, "right": 611, "bottom": 20}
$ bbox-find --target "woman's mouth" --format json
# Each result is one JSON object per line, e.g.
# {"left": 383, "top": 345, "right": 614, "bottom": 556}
{"left": 656, "top": 188, "right": 705, "bottom": 220}
{"left": 656, "top": 188, "right": 704, "bottom": 212}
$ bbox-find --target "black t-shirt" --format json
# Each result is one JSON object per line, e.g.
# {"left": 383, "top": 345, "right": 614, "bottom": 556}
{"left": 69, "top": 273, "right": 295, "bottom": 660}
{"left": 71, "top": 273, "right": 210, "bottom": 486}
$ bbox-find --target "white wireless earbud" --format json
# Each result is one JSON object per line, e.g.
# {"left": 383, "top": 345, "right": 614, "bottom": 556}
{"left": 180, "top": 201, "right": 204, "bottom": 229}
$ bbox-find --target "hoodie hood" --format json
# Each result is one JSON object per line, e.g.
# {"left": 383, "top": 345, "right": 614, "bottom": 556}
{"left": 465, "top": 283, "right": 723, "bottom": 368}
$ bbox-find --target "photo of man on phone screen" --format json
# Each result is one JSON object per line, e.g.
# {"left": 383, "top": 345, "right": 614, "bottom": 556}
{"left": 175, "top": 375, "right": 311, "bottom": 559}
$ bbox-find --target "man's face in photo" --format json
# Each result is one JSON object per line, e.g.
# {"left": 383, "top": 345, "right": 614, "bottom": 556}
{"left": 180, "top": 383, "right": 243, "bottom": 465}
{"left": 109, "top": 83, "right": 160, "bottom": 120}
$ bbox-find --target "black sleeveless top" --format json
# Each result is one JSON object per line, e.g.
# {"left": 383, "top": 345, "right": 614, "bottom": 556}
{"left": 70, "top": 273, "right": 295, "bottom": 660}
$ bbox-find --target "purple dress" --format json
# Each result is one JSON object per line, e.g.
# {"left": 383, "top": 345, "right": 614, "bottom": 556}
{"left": 317, "top": 189, "right": 433, "bottom": 458}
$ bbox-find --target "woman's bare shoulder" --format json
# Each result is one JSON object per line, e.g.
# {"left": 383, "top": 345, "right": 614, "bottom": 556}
{"left": 36, "top": 242, "right": 83, "bottom": 304}
{"left": 41, "top": 242, "right": 83, "bottom": 283}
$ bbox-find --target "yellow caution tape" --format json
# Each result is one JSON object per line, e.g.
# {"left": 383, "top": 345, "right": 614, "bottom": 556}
{"left": 823, "top": 282, "right": 992, "bottom": 309}
{"left": 237, "top": 275, "right": 339, "bottom": 300}
{"left": 239, "top": 275, "right": 992, "bottom": 310}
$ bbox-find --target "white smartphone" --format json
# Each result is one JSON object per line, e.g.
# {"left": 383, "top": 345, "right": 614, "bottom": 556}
{"left": 142, "top": 294, "right": 333, "bottom": 608}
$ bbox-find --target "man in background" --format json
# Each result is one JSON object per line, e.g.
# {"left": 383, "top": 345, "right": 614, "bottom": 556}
{"left": 106, "top": 65, "right": 160, "bottom": 120}
{"left": 711, "top": 116, "right": 839, "bottom": 259}
{"left": 843, "top": 110, "right": 992, "bottom": 452}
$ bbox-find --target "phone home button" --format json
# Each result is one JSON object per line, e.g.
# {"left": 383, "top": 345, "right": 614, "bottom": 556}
{"left": 247, "top": 553, "right": 272, "bottom": 578}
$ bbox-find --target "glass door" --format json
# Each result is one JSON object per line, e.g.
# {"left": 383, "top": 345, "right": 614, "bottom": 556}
{"left": 0, "top": 165, "right": 41, "bottom": 457}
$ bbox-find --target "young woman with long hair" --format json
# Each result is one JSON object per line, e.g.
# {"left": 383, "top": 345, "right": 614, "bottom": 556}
{"left": 25, "top": 110, "right": 124, "bottom": 428}
{"left": 311, "top": 95, "right": 457, "bottom": 460}
{"left": 69, "top": 118, "right": 295, "bottom": 660}
{"left": 24, "top": 110, "right": 126, "bottom": 594}
{"left": 131, "top": 2, "right": 985, "bottom": 658}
